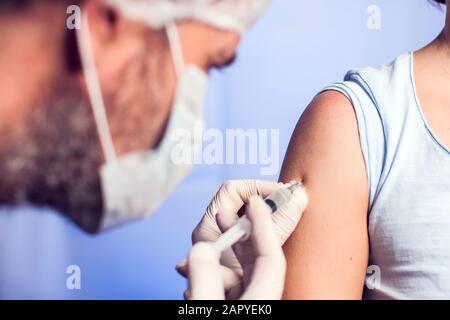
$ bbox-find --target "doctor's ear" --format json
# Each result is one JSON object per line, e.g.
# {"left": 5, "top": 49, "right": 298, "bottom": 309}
{"left": 82, "top": 0, "right": 119, "bottom": 48}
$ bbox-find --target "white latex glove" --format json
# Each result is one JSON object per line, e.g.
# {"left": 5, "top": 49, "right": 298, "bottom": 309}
{"left": 187, "top": 196, "right": 288, "bottom": 300}
{"left": 177, "top": 180, "right": 308, "bottom": 298}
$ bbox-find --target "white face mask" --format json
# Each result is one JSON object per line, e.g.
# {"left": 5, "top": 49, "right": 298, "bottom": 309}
{"left": 76, "top": 14, "right": 208, "bottom": 231}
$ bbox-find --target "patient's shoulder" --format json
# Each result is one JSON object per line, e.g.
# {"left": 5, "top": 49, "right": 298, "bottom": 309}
{"left": 281, "top": 90, "right": 363, "bottom": 183}
{"left": 302, "top": 90, "right": 356, "bottom": 129}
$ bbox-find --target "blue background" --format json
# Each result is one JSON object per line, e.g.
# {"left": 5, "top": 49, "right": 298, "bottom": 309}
{"left": 0, "top": 0, "right": 445, "bottom": 299}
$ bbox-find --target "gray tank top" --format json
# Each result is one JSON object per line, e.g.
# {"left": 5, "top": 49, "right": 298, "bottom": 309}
{"left": 325, "top": 53, "right": 450, "bottom": 299}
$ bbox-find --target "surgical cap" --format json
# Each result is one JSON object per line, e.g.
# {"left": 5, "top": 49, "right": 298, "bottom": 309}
{"left": 106, "top": 0, "right": 271, "bottom": 35}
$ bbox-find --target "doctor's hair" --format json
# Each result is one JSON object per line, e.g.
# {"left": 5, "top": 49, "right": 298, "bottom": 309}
{"left": 433, "top": 0, "right": 446, "bottom": 4}
{"left": 0, "top": 0, "right": 29, "bottom": 10}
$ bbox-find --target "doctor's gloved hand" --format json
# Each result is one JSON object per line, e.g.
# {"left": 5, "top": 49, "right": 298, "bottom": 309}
{"left": 185, "top": 196, "right": 290, "bottom": 300}
{"left": 176, "top": 179, "right": 308, "bottom": 299}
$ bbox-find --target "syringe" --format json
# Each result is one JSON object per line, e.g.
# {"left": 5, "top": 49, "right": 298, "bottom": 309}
{"left": 212, "top": 182, "right": 300, "bottom": 253}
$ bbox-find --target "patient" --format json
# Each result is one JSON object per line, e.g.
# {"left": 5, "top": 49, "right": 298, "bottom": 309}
{"left": 281, "top": 0, "right": 450, "bottom": 299}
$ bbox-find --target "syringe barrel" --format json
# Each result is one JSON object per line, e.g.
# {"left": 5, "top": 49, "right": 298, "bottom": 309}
{"left": 212, "top": 217, "right": 251, "bottom": 253}
{"left": 264, "top": 187, "right": 293, "bottom": 213}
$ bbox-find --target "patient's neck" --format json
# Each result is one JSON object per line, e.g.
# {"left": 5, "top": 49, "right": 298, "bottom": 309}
{"left": 423, "top": 7, "right": 450, "bottom": 70}
{"left": 440, "top": 9, "right": 450, "bottom": 52}
{"left": 440, "top": 6, "right": 450, "bottom": 53}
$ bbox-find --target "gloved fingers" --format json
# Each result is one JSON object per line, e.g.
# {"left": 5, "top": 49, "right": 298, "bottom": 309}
{"left": 216, "top": 211, "right": 238, "bottom": 234}
{"left": 186, "top": 284, "right": 243, "bottom": 301}
{"left": 210, "top": 180, "right": 282, "bottom": 229}
{"left": 192, "top": 180, "right": 281, "bottom": 244}
{"left": 188, "top": 242, "right": 225, "bottom": 300}
{"left": 192, "top": 215, "right": 242, "bottom": 274}
{"left": 214, "top": 180, "right": 284, "bottom": 232}
{"left": 216, "top": 211, "right": 257, "bottom": 270}
{"left": 272, "top": 183, "right": 308, "bottom": 244}
{"left": 245, "top": 196, "right": 282, "bottom": 257}
{"left": 240, "top": 254, "right": 286, "bottom": 300}
{"left": 177, "top": 257, "right": 242, "bottom": 291}
{"left": 239, "top": 196, "right": 286, "bottom": 300}
{"left": 192, "top": 214, "right": 223, "bottom": 243}
{"left": 220, "top": 265, "right": 242, "bottom": 291}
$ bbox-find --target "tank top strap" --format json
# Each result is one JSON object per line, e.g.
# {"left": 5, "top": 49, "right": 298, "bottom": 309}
{"left": 322, "top": 53, "right": 415, "bottom": 210}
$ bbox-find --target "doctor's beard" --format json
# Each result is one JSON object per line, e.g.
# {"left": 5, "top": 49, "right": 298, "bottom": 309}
{"left": 0, "top": 85, "right": 104, "bottom": 233}
{"left": 0, "top": 48, "right": 170, "bottom": 233}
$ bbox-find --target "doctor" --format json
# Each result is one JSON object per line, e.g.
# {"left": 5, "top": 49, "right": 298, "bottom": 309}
{"left": 0, "top": 0, "right": 271, "bottom": 232}
{"left": 0, "top": 0, "right": 307, "bottom": 298}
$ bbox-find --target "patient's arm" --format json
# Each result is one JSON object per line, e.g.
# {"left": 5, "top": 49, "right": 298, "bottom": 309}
{"left": 280, "top": 91, "right": 369, "bottom": 299}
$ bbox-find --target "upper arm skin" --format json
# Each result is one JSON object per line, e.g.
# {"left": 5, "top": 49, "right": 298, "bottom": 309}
{"left": 280, "top": 91, "right": 369, "bottom": 300}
